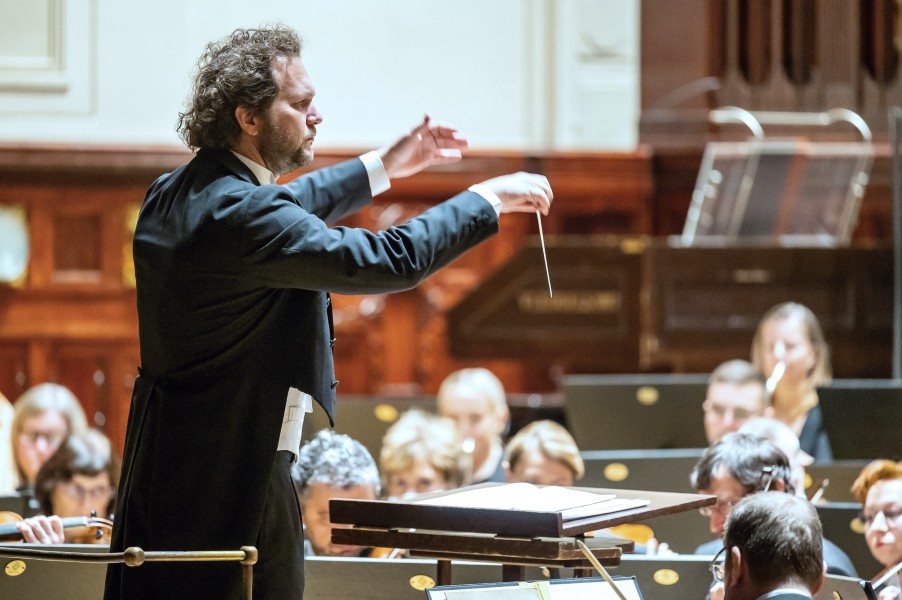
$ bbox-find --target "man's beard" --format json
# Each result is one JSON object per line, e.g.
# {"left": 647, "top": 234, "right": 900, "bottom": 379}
{"left": 258, "top": 118, "right": 313, "bottom": 177}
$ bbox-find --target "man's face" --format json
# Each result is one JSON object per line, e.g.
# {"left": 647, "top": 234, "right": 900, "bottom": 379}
{"left": 437, "top": 387, "right": 507, "bottom": 476}
{"left": 700, "top": 468, "right": 748, "bottom": 534}
{"left": 863, "top": 479, "right": 902, "bottom": 568}
{"left": 257, "top": 56, "right": 322, "bottom": 176}
{"left": 703, "top": 383, "right": 765, "bottom": 444}
{"left": 300, "top": 482, "right": 376, "bottom": 557}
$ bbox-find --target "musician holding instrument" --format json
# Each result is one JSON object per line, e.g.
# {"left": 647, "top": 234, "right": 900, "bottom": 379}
{"left": 751, "top": 302, "right": 832, "bottom": 462}
{"left": 851, "top": 460, "right": 902, "bottom": 600}
{"left": 9, "top": 429, "right": 117, "bottom": 545}
{"left": 11, "top": 383, "right": 88, "bottom": 491}
{"left": 437, "top": 368, "right": 510, "bottom": 484}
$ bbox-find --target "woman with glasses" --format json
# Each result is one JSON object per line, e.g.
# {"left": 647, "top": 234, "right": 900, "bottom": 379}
{"left": 851, "top": 460, "right": 902, "bottom": 600}
{"left": 10, "top": 383, "right": 87, "bottom": 491}
{"left": 15, "top": 429, "right": 119, "bottom": 544}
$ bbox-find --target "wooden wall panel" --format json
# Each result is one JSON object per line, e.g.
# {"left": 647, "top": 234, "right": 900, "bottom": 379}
{"left": 0, "top": 144, "right": 653, "bottom": 452}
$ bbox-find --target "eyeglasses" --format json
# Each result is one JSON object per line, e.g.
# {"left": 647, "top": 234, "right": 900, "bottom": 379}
{"left": 699, "top": 467, "right": 777, "bottom": 518}
{"left": 859, "top": 508, "right": 902, "bottom": 529}
{"left": 19, "top": 430, "right": 66, "bottom": 448}
{"left": 59, "top": 482, "right": 113, "bottom": 504}
{"left": 709, "top": 546, "right": 727, "bottom": 582}
{"left": 698, "top": 498, "right": 741, "bottom": 518}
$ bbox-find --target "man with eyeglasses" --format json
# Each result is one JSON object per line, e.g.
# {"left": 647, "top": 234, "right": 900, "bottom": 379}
{"left": 691, "top": 433, "right": 856, "bottom": 599}
{"left": 714, "top": 491, "right": 825, "bottom": 599}
{"left": 703, "top": 360, "right": 768, "bottom": 445}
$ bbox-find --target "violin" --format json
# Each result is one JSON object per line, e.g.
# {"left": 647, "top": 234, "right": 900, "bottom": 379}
{"left": 0, "top": 511, "right": 114, "bottom": 543}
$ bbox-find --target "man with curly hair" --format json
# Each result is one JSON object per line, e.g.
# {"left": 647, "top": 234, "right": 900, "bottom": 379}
{"left": 104, "top": 24, "right": 553, "bottom": 600}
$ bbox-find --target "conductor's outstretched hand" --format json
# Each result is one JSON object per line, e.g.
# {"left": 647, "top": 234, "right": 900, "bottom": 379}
{"left": 477, "top": 172, "right": 553, "bottom": 215}
{"left": 379, "top": 115, "right": 469, "bottom": 179}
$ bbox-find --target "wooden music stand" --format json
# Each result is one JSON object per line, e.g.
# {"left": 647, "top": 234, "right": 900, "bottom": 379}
{"left": 330, "top": 483, "right": 714, "bottom": 585}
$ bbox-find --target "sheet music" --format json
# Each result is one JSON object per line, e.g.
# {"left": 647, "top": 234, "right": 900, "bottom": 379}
{"left": 414, "top": 483, "right": 648, "bottom": 519}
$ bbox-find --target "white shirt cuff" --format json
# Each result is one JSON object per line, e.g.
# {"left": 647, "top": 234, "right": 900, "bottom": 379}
{"left": 468, "top": 184, "right": 503, "bottom": 217}
{"left": 360, "top": 151, "right": 391, "bottom": 197}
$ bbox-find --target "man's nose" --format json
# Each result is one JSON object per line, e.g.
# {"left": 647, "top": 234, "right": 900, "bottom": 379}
{"left": 308, "top": 104, "right": 323, "bottom": 125}
{"left": 710, "top": 514, "right": 723, "bottom": 534}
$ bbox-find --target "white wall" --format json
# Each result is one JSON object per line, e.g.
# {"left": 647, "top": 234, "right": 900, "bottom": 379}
{"left": 0, "top": 0, "right": 639, "bottom": 151}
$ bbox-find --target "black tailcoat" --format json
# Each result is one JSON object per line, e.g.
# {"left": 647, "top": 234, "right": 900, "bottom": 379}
{"left": 104, "top": 149, "right": 498, "bottom": 599}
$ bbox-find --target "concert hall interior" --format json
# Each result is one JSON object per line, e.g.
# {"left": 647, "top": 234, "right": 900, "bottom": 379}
{"left": 1, "top": 2, "right": 901, "bottom": 600}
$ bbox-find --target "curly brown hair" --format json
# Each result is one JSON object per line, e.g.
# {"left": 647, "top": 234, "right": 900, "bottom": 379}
{"left": 177, "top": 25, "right": 302, "bottom": 151}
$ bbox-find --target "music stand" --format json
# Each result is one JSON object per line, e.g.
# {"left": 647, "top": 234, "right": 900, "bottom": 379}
{"left": 682, "top": 108, "right": 873, "bottom": 247}
{"left": 329, "top": 483, "right": 714, "bottom": 585}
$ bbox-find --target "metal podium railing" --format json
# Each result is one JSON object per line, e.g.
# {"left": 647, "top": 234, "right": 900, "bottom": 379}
{"left": 0, "top": 545, "right": 258, "bottom": 600}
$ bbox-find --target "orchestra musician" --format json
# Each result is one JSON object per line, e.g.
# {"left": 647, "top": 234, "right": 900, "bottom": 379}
{"left": 851, "top": 460, "right": 902, "bottom": 600}
{"left": 503, "top": 419, "right": 584, "bottom": 487}
{"left": 750, "top": 302, "right": 833, "bottom": 462}
{"left": 437, "top": 368, "right": 511, "bottom": 484}
{"left": 11, "top": 383, "right": 87, "bottom": 492}
{"left": 691, "top": 433, "right": 856, "bottom": 600}
{"left": 14, "top": 429, "right": 118, "bottom": 545}
{"left": 293, "top": 430, "right": 380, "bottom": 558}
{"left": 379, "top": 409, "right": 469, "bottom": 500}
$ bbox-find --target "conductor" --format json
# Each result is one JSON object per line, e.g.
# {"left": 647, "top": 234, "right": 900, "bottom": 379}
{"left": 104, "top": 24, "right": 552, "bottom": 600}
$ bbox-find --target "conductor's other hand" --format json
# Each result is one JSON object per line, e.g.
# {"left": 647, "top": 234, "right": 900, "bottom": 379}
{"left": 16, "top": 515, "right": 65, "bottom": 544}
{"left": 379, "top": 115, "right": 469, "bottom": 179}
{"left": 478, "top": 172, "right": 553, "bottom": 215}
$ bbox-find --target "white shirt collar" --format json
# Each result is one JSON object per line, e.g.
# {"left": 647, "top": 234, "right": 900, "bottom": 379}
{"left": 230, "top": 151, "right": 277, "bottom": 186}
{"left": 757, "top": 588, "right": 812, "bottom": 599}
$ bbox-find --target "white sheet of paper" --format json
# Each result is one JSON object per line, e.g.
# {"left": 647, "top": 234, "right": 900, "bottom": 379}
{"left": 277, "top": 387, "right": 313, "bottom": 456}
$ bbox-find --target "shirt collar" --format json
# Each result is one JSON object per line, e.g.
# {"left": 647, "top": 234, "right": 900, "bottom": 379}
{"left": 230, "top": 151, "right": 277, "bottom": 186}
{"left": 757, "top": 588, "right": 812, "bottom": 599}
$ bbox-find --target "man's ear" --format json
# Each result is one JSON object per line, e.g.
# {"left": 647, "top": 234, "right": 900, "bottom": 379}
{"left": 810, "top": 561, "right": 827, "bottom": 596}
{"left": 234, "top": 106, "right": 260, "bottom": 136}
{"left": 771, "top": 479, "right": 786, "bottom": 493}
{"left": 727, "top": 546, "right": 744, "bottom": 591}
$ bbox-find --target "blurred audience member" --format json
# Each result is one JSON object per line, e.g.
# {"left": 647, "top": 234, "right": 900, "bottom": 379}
{"left": 380, "top": 409, "right": 469, "bottom": 500}
{"left": 691, "top": 433, "right": 855, "bottom": 581}
{"left": 0, "top": 392, "right": 16, "bottom": 494}
{"left": 17, "top": 429, "right": 119, "bottom": 544}
{"left": 703, "top": 360, "right": 767, "bottom": 444}
{"left": 751, "top": 302, "right": 832, "bottom": 462}
{"left": 504, "top": 420, "right": 584, "bottom": 487}
{"left": 851, "top": 460, "right": 902, "bottom": 600}
{"left": 720, "top": 491, "right": 825, "bottom": 600}
{"left": 293, "top": 429, "right": 380, "bottom": 557}
{"left": 437, "top": 368, "right": 509, "bottom": 484}
{"left": 739, "top": 417, "right": 813, "bottom": 499}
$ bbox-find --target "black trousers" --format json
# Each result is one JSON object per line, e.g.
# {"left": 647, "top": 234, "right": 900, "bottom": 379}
{"left": 253, "top": 450, "right": 305, "bottom": 599}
